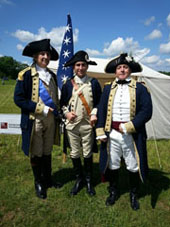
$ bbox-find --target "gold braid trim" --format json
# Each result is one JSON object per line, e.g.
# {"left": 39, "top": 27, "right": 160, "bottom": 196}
{"left": 96, "top": 128, "right": 105, "bottom": 137}
{"left": 124, "top": 121, "right": 136, "bottom": 133}
{"left": 17, "top": 67, "right": 31, "bottom": 81}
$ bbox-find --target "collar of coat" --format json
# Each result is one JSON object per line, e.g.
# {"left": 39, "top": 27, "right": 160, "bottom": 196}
{"left": 74, "top": 74, "right": 92, "bottom": 84}
{"left": 31, "top": 63, "right": 52, "bottom": 77}
{"left": 110, "top": 78, "right": 137, "bottom": 89}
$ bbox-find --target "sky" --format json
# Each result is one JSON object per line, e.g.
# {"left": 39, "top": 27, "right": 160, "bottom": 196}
{"left": 0, "top": 0, "right": 170, "bottom": 72}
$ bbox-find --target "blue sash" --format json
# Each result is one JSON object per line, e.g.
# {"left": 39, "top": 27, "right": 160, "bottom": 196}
{"left": 39, "top": 79, "right": 58, "bottom": 116}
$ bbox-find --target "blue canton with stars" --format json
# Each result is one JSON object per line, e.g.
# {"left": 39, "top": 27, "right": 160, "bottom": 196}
{"left": 56, "top": 14, "right": 74, "bottom": 90}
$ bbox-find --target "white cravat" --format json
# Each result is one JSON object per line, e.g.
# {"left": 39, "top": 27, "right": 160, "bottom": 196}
{"left": 74, "top": 74, "right": 88, "bottom": 84}
{"left": 36, "top": 64, "right": 51, "bottom": 86}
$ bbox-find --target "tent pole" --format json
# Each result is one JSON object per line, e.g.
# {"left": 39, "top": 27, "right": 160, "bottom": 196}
{"left": 150, "top": 119, "right": 162, "bottom": 169}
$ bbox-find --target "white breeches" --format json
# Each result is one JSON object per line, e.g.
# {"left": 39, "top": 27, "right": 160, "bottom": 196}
{"left": 109, "top": 129, "right": 138, "bottom": 172}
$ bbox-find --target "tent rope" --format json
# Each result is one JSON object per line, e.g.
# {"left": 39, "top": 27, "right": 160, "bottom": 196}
{"left": 17, "top": 135, "right": 21, "bottom": 153}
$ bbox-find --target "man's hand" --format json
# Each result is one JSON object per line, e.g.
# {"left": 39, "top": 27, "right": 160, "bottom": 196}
{"left": 66, "top": 111, "right": 77, "bottom": 122}
{"left": 119, "top": 124, "right": 124, "bottom": 134}
{"left": 48, "top": 107, "right": 54, "bottom": 116}
{"left": 100, "top": 138, "right": 107, "bottom": 142}
{"left": 90, "top": 114, "right": 97, "bottom": 127}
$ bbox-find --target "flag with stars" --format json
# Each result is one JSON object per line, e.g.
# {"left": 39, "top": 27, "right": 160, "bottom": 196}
{"left": 57, "top": 14, "right": 74, "bottom": 90}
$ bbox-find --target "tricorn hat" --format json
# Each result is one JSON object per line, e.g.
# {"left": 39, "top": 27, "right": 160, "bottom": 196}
{"left": 105, "top": 53, "right": 142, "bottom": 73}
{"left": 22, "top": 39, "right": 59, "bottom": 60}
{"left": 64, "top": 50, "right": 97, "bottom": 67}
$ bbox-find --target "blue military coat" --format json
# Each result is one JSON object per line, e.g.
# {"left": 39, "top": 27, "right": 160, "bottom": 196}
{"left": 14, "top": 64, "right": 59, "bottom": 156}
{"left": 96, "top": 78, "right": 153, "bottom": 182}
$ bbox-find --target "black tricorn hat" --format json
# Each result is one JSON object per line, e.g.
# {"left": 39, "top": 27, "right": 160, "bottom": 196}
{"left": 105, "top": 53, "right": 142, "bottom": 73}
{"left": 64, "top": 50, "right": 97, "bottom": 67}
{"left": 22, "top": 39, "right": 59, "bottom": 60}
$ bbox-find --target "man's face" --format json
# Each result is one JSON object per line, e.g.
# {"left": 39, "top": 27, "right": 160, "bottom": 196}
{"left": 73, "top": 61, "right": 88, "bottom": 78}
{"left": 34, "top": 51, "right": 51, "bottom": 68}
{"left": 115, "top": 64, "right": 131, "bottom": 80}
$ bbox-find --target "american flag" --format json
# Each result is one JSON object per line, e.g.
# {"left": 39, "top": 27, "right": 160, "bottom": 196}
{"left": 57, "top": 14, "right": 74, "bottom": 90}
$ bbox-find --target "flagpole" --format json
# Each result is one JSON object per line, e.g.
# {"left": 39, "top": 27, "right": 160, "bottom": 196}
{"left": 56, "top": 14, "right": 74, "bottom": 163}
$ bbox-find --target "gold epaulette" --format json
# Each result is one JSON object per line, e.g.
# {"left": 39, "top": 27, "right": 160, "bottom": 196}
{"left": 18, "top": 67, "right": 31, "bottom": 81}
{"left": 104, "top": 81, "right": 112, "bottom": 86}
{"left": 138, "top": 81, "right": 150, "bottom": 93}
{"left": 138, "top": 81, "right": 146, "bottom": 85}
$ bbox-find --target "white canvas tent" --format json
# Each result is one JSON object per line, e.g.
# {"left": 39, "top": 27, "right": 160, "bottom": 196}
{"left": 48, "top": 58, "right": 170, "bottom": 140}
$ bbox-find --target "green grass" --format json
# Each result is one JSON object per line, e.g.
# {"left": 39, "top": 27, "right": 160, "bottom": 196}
{"left": 0, "top": 136, "right": 170, "bottom": 227}
{"left": 0, "top": 80, "right": 20, "bottom": 114}
{"left": 0, "top": 80, "right": 170, "bottom": 226}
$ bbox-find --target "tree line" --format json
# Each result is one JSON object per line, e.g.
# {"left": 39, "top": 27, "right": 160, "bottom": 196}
{"left": 0, "top": 56, "right": 28, "bottom": 80}
{"left": 159, "top": 71, "right": 170, "bottom": 76}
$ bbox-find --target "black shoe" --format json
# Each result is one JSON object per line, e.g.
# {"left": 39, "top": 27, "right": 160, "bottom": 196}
{"left": 86, "top": 177, "right": 96, "bottom": 196}
{"left": 86, "top": 185, "right": 96, "bottom": 196}
{"left": 35, "top": 181, "right": 47, "bottom": 199}
{"left": 130, "top": 192, "right": 140, "bottom": 210}
{"left": 128, "top": 171, "right": 140, "bottom": 210}
{"left": 71, "top": 158, "right": 83, "bottom": 195}
{"left": 105, "top": 188, "right": 118, "bottom": 206}
{"left": 70, "top": 178, "right": 83, "bottom": 196}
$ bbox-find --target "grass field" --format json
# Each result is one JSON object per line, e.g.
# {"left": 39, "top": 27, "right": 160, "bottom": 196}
{"left": 0, "top": 80, "right": 170, "bottom": 227}
{"left": 0, "top": 80, "right": 20, "bottom": 114}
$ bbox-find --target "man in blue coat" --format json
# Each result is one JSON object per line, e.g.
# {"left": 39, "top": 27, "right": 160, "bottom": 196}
{"left": 14, "top": 39, "right": 61, "bottom": 199}
{"left": 96, "top": 53, "right": 152, "bottom": 210}
{"left": 60, "top": 51, "right": 102, "bottom": 196}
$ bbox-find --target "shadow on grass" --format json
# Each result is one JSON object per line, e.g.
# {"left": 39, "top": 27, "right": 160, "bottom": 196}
{"left": 52, "top": 162, "right": 102, "bottom": 187}
{"left": 141, "top": 168, "right": 170, "bottom": 209}
{"left": 52, "top": 162, "right": 170, "bottom": 208}
{"left": 114, "top": 166, "right": 170, "bottom": 209}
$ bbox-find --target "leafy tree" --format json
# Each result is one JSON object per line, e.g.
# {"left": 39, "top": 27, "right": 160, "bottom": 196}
{"left": 0, "top": 56, "right": 28, "bottom": 79}
{"left": 159, "top": 71, "right": 170, "bottom": 76}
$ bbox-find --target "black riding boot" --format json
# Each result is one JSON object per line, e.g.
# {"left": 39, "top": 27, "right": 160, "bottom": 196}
{"left": 105, "top": 168, "right": 119, "bottom": 206}
{"left": 42, "top": 155, "right": 62, "bottom": 189}
{"left": 70, "top": 158, "right": 84, "bottom": 195}
{"left": 84, "top": 156, "right": 96, "bottom": 196}
{"left": 128, "top": 171, "right": 140, "bottom": 210}
{"left": 30, "top": 156, "right": 47, "bottom": 199}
